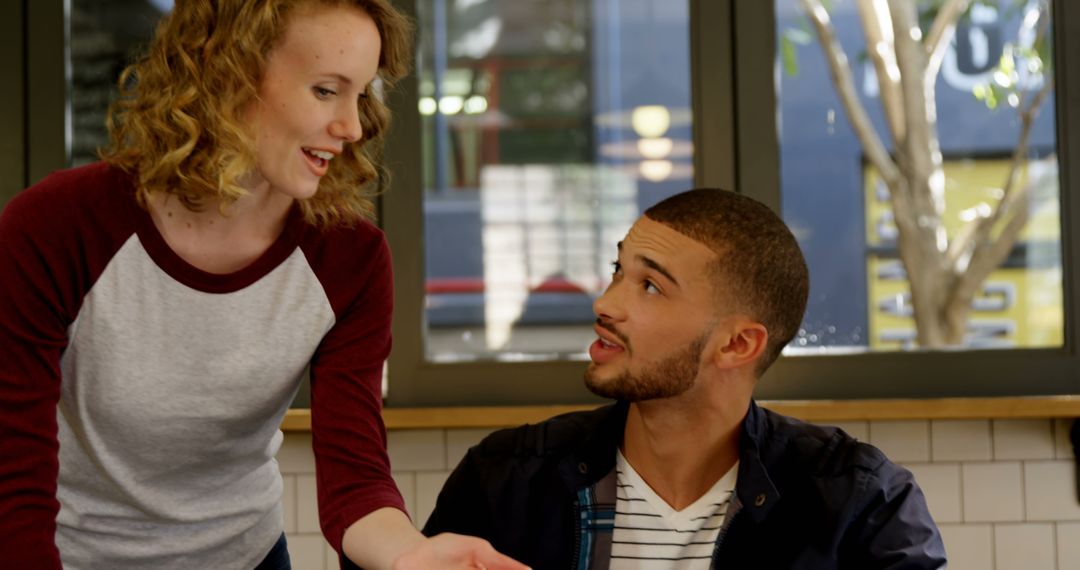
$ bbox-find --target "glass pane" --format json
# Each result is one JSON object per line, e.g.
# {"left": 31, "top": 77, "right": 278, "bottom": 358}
{"left": 775, "top": 0, "right": 1061, "bottom": 352}
{"left": 418, "top": 0, "right": 694, "bottom": 362}
{"left": 69, "top": 0, "right": 168, "bottom": 166}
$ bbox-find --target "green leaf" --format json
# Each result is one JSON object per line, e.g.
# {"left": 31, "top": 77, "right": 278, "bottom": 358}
{"left": 781, "top": 35, "right": 800, "bottom": 76}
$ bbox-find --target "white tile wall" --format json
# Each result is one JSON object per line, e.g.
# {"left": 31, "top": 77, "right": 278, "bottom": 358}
{"left": 904, "top": 463, "right": 962, "bottom": 523}
{"left": 1024, "top": 461, "right": 1080, "bottom": 521}
{"left": 391, "top": 471, "right": 417, "bottom": 521}
{"left": 933, "top": 420, "right": 992, "bottom": 461}
{"left": 994, "top": 523, "right": 1055, "bottom": 570}
{"left": 282, "top": 474, "right": 297, "bottom": 534}
{"left": 1058, "top": 522, "right": 1080, "bottom": 569}
{"left": 387, "top": 430, "right": 446, "bottom": 472}
{"left": 415, "top": 471, "right": 453, "bottom": 530}
{"left": 869, "top": 420, "right": 930, "bottom": 462}
{"left": 938, "top": 524, "right": 993, "bottom": 570}
{"left": 279, "top": 418, "right": 1080, "bottom": 569}
{"left": 1053, "top": 419, "right": 1076, "bottom": 460}
{"left": 446, "top": 428, "right": 496, "bottom": 468}
{"left": 993, "top": 420, "right": 1055, "bottom": 460}
{"left": 297, "top": 474, "right": 320, "bottom": 533}
{"left": 288, "top": 534, "right": 327, "bottom": 570}
{"left": 962, "top": 462, "right": 1024, "bottom": 522}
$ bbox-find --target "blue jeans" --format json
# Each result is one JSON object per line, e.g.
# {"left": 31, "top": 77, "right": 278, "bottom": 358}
{"left": 254, "top": 533, "right": 291, "bottom": 570}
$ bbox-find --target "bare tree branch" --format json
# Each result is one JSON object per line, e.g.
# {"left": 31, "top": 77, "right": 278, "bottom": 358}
{"left": 889, "top": 0, "right": 947, "bottom": 240}
{"left": 947, "top": 176, "right": 1033, "bottom": 323}
{"left": 925, "top": 0, "right": 972, "bottom": 80}
{"left": 947, "top": 76, "right": 1053, "bottom": 270}
{"left": 856, "top": 0, "right": 906, "bottom": 144}
{"left": 799, "top": 0, "right": 901, "bottom": 186}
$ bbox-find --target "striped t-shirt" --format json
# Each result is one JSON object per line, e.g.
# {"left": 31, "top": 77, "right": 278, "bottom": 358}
{"left": 610, "top": 450, "right": 738, "bottom": 569}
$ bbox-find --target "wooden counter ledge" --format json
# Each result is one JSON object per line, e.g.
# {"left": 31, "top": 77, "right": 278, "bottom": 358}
{"left": 281, "top": 395, "right": 1080, "bottom": 432}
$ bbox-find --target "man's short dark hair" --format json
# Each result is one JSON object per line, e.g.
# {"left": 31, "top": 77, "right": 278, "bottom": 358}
{"left": 644, "top": 188, "right": 809, "bottom": 375}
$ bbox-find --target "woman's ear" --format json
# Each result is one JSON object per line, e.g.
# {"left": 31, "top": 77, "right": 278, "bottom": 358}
{"left": 711, "top": 318, "right": 768, "bottom": 371}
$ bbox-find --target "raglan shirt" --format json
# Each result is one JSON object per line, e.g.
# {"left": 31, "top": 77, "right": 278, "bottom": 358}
{"left": 0, "top": 162, "right": 404, "bottom": 569}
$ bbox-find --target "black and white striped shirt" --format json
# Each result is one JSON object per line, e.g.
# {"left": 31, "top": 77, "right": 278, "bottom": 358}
{"left": 610, "top": 451, "right": 738, "bottom": 569}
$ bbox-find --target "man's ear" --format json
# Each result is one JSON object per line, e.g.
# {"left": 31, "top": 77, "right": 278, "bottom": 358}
{"left": 711, "top": 318, "right": 768, "bottom": 371}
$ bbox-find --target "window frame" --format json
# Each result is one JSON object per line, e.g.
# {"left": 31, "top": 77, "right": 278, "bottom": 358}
{"left": 383, "top": 0, "right": 1079, "bottom": 406}
{"left": 17, "top": 0, "right": 1079, "bottom": 407}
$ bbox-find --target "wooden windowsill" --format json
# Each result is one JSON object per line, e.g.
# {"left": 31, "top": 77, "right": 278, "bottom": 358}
{"left": 281, "top": 396, "right": 1080, "bottom": 432}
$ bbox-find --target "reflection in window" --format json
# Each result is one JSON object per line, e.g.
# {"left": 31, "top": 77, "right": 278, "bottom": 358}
{"left": 418, "top": 0, "right": 694, "bottom": 362}
{"left": 777, "top": 0, "right": 1060, "bottom": 352}
{"left": 69, "top": 0, "right": 168, "bottom": 166}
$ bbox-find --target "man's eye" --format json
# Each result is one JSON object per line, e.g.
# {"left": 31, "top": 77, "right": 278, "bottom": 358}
{"left": 610, "top": 261, "right": 622, "bottom": 275}
{"left": 644, "top": 281, "right": 660, "bottom": 295}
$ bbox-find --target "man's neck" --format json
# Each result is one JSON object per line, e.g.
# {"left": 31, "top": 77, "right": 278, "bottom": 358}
{"left": 621, "top": 394, "right": 747, "bottom": 511}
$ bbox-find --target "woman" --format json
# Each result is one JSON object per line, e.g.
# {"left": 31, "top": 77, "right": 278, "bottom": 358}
{"left": 0, "top": 1, "right": 523, "bottom": 568}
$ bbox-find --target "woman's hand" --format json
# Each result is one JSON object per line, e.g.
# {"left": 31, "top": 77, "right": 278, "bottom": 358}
{"left": 342, "top": 507, "right": 527, "bottom": 569}
{"left": 391, "top": 533, "right": 529, "bottom": 570}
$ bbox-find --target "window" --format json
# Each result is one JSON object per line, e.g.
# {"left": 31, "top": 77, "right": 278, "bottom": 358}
{"left": 22, "top": 0, "right": 1080, "bottom": 405}
{"left": 414, "top": 0, "right": 694, "bottom": 363}
{"left": 775, "top": 0, "right": 1061, "bottom": 352}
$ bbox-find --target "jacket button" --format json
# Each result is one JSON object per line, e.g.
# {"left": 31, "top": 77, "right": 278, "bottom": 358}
{"left": 578, "top": 462, "right": 588, "bottom": 474}
{"left": 754, "top": 493, "right": 767, "bottom": 507}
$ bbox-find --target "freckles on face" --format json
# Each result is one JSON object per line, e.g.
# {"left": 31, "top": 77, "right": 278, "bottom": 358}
{"left": 243, "top": 4, "right": 381, "bottom": 199}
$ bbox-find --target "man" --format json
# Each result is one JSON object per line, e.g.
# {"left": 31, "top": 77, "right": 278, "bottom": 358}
{"left": 423, "top": 189, "right": 946, "bottom": 569}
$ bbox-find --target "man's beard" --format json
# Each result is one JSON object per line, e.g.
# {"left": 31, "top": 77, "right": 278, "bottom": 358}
{"left": 584, "top": 331, "right": 709, "bottom": 402}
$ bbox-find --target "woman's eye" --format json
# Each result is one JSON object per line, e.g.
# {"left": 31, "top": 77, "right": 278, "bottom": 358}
{"left": 314, "top": 87, "right": 335, "bottom": 99}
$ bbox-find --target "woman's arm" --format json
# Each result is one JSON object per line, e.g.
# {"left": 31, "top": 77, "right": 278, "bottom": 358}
{"left": 342, "top": 507, "right": 528, "bottom": 569}
{"left": 0, "top": 188, "right": 75, "bottom": 569}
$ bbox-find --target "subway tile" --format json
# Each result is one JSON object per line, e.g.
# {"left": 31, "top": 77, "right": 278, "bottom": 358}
{"left": 937, "top": 524, "right": 992, "bottom": 570}
{"left": 388, "top": 430, "right": 447, "bottom": 472}
{"left": 932, "top": 420, "right": 991, "bottom": 462}
{"left": 994, "top": 523, "right": 1055, "bottom": 570}
{"left": 392, "top": 472, "right": 417, "bottom": 521}
{"left": 1058, "top": 522, "right": 1080, "bottom": 570}
{"left": 276, "top": 433, "right": 315, "bottom": 474}
{"left": 288, "top": 534, "right": 326, "bottom": 570}
{"left": 446, "top": 428, "right": 496, "bottom": 469}
{"left": 1054, "top": 419, "right": 1077, "bottom": 460}
{"left": 282, "top": 474, "right": 297, "bottom": 534}
{"left": 297, "top": 474, "right": 320, "bottom": 533}
{"left": 827, "top": 421, "right": 868, "bottom": 443}
{"left": 324, "top": 541, "right": 339, "bottom": 570}
{"left": 905, "top": 463, "right": 962, "bottom": 523}
{"left": 962, "top": 462, "right": 1023, "bottom": 522}
{"left": 993, "top": 420, "right": 1055, "bottom": 460}
{"left": 868, "top": 421, "right": 930, "bottom": 462}
{"left": 414, "top": 471, "right": 452, "bottom": 530}
{"left": 1024, "top": 461, "right": 1080, "bottom": 521}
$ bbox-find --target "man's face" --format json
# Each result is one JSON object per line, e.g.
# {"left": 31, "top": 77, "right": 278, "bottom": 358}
{"left": 585, "top": 217, "right": 722, "bottom": 401}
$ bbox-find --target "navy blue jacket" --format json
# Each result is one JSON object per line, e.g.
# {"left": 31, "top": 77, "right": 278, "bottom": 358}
{"left": 423, "top": 401, "right": 946, "bottom": 569}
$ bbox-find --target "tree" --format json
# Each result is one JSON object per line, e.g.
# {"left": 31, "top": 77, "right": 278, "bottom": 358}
{"left": 790, "top": 0, "right": 1053, "bottom": 347}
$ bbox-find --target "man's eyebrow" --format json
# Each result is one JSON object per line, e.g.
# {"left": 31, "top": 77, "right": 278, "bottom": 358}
{"left": 615, "top": 242, "right": 680, "bottom": 287}
{"left": 637, "top": 255, "right": 680, "bottom": 287}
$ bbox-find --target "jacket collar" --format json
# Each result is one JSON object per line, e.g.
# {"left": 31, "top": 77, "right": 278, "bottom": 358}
{"left": 558, "top": 401, "right": 629, "bottom": 491}
{"left": 558, "top": 399, "right": 781, "bottom": 521}
{"left": 733, "top": 400, "right": 782, "bottom": 523}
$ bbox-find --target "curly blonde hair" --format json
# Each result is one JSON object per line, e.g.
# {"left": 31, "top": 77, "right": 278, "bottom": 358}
{"left": 102, "top": 0, "right": 413, "bottom": 227}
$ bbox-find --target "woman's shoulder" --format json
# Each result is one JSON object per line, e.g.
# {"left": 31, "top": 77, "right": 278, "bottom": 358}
{"left": 11, "top": 162, "right": 133, "bottom": 215}
{"left": 300, "top": 214, "right": 389, "bottom": 266}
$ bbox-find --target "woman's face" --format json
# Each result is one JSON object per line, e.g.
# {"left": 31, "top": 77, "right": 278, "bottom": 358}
{"left": 244, "top": 3, "right": 382, "bottom": 200}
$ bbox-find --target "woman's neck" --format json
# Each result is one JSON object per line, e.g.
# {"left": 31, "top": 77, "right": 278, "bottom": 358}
{"left": 146, "top": 187, "right": 295, "bottom": 274}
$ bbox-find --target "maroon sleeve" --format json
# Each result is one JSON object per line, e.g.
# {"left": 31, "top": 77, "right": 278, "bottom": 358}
{"left": 0, "top": 187, "right": 74, "bottom": 569}
{"left": 306, "top": 225, "right": 405, "bottom": 554}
